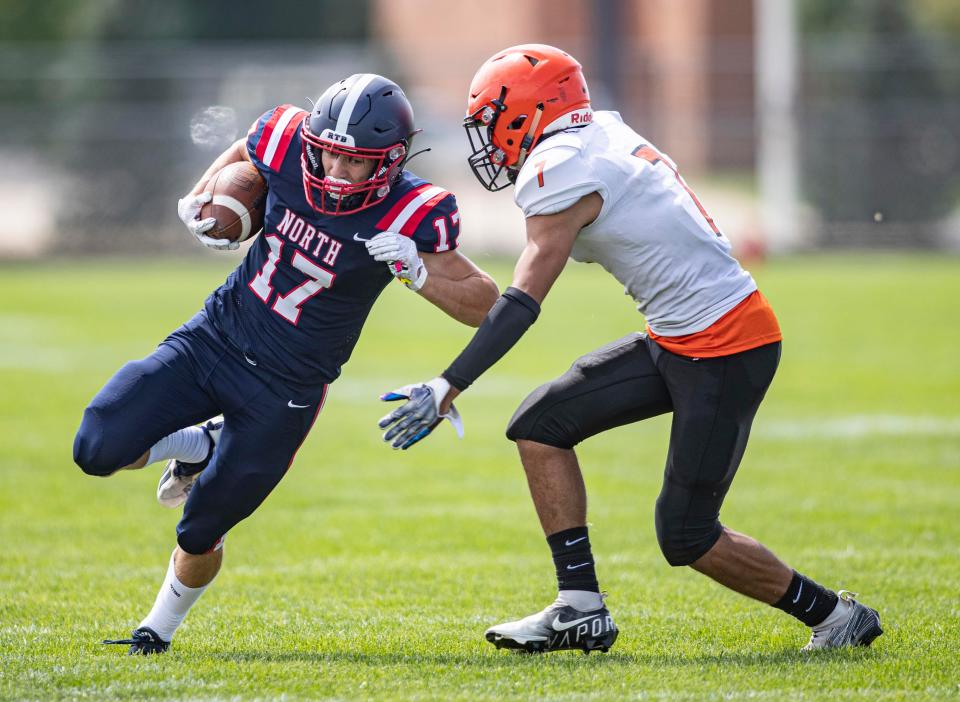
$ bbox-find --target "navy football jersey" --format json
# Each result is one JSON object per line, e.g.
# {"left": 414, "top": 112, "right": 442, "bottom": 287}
{"left": 203, "top": 104, "right": 461, "bottom": 387}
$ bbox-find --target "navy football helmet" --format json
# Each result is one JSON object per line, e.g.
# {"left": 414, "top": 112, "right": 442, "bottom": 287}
{"left": 301, "top": 73, "right": 416, "bottom": 215}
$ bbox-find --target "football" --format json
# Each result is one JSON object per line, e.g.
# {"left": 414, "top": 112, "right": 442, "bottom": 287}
{"left": 200, "top": 161, "right": 268, "bottom": 243}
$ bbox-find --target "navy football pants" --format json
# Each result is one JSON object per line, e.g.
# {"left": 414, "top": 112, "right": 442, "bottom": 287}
{"left": 73, "top": 313, "right": 327, "bottom": 554}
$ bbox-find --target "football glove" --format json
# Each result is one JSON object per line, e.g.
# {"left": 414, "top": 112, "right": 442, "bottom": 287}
{"left": 364, "top": 231, "right": 427, "bottom": 291}
{"left": 378, "top": 376, "right": 463, "bottom": 450}
{"left": 178, "top": 192, "right": 239, "bottom": 251}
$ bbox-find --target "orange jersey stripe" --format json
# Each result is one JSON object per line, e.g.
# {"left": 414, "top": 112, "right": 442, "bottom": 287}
{"left": 647, "top": 290, "right": 782, "bottom": 358}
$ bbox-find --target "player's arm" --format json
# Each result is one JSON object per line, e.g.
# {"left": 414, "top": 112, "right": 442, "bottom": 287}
{"left": 377, "top": 192, "right": 601, "bottom": 449}
{"left": 185, "top": 138, "right": 252, "bottom": 197}
{"left": 439, "top": 191, "right": 602, "bottom": 405}
{"left": 364, "top": 191, "right": 497, "bottom": 326}
{"left": 178, "top": 138, "right": 253, "bottom": 251}
{"left": 414, "top": 251, "right": 499, "bottom": 327}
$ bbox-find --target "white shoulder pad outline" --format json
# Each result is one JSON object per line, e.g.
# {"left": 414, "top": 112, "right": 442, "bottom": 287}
{"left": 514, "top": 142, "right": 602, "bottom": 218}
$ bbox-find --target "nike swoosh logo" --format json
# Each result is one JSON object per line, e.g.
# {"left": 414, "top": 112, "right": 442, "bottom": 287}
{"left": 564, "top": 536, "right": 587, "bottom": 546}
{"left": 353, "top": 232, "right": 371, "bottom": 242}
{"left": 551, "top": 614, "right": 598, "bottom": 632}
{"left": 566, "top": 562, "right": 591, "bottom": 571}
{"left": 288, "top": 401, "right": 311, "bottom": 408}
{"left": 793, "top": 581, "right": 803, "bottom": 604}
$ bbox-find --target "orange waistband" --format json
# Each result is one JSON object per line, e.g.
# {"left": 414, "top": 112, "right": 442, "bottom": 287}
{"left": 646, "top": 290, "right": 782, "bottom": 358}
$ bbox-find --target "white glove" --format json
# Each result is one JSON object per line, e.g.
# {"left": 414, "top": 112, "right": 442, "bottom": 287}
{"left": 365, "top": 231, "right": 427, "bottom": 291}
{"left": 177, "top": 192, "right": 239, "bottom": 251}
{"left": 378, "top": 376, "right": 463, "bottom": 450}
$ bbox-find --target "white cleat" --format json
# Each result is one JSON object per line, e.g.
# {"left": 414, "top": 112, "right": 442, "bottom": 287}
{"left": 803, "top": 590, "right": 883, "bottom": 650}
{"left": 156, "top": 417, "right": 223, "bottom": 508}
{"left": 485, "top": 599, "right": 618, "bottom": 654}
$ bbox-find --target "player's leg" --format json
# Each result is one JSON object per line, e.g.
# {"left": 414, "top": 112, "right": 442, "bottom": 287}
{"left": 650, "top": 340, "right": 784, "bottom": 580}
{"left": 652, "top": 340, "right": 881, "bottom": 649}
{"left": 102, "top": 539, "right": 224, "bottom": 655}
{"left": 690, "top": 527, "right": 790, "bottom": 601}
{"left": 73, "top": 341, "right": 220, "bottom": 477}
{"left": 120, "top": 376, "right": 329, "bottom": 653}
{"left": 486, "top": 333, "right": 673, "bottom": 653}
{"left": 651, "top": 341, "right": 793, "bottom": 592}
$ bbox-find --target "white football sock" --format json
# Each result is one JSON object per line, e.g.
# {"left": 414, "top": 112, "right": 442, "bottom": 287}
{"left": 557, "top": 589, "right": 604, "bottom": 612}
{"left": 146, "top": 426, "right": 209, "bottom": 466}
{"left": 138, "top": 551, "right": 211, "bottom": 641}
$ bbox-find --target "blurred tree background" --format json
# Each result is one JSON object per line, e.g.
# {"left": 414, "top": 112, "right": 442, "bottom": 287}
{"left": 800, "top": 0, "right": 960, "bottom": 245}
{"left": 0, "top": 0, "right": 371, "bottom": 254}
{"left": 0, "top": 0, "right": 957, "bottom": 254}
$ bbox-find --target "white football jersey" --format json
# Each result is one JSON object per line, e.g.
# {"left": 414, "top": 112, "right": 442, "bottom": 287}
{"left": 514, "top": 111, "right": 756, "bottom": 336}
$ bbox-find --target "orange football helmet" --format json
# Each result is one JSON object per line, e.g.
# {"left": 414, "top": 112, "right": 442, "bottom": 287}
{"left": 464, "top": 44, "right": 591, "bottom": 191}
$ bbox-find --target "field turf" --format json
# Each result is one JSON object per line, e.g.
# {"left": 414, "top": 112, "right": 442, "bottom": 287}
{"left": 0, "top": 254, "right": 958, "bottom": 701}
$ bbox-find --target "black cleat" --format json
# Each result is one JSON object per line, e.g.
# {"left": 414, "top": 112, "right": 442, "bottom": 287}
{"left": 485, "top": 600, "right": 619, "bottom": 654}
{"left": 103, "top": 626, "right": 170, "bottom": 655}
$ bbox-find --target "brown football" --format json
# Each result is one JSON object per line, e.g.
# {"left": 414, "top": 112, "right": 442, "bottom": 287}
{"left": 200, "top": 161, "right": 268, "bottom": 242}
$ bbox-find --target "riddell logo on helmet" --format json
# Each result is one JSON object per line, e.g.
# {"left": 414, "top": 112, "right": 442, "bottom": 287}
{"left": 570, "top": 111, "right": 593, "bottom": 125}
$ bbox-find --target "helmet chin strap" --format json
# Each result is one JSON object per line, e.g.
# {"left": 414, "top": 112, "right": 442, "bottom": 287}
{"left": 514, "top": 104, "right": 544, "bottom": 171}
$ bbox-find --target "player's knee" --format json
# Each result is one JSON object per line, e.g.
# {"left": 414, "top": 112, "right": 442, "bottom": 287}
{"left": 177, "top": 508, "right": 230, "bottom": 556}
{"left": 505, "top": 385, "right": 577, "bottom": 449}
{"left": 654, "top": 490, "right": 723, "bottom": 567}
{"left": 73, "top": 408, "right": 121, "bottom": 476}
{"left": 176, "top": 525, "right": 220, "bottom": 556}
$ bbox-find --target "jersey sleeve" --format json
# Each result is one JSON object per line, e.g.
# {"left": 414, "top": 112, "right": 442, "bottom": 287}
{"left": 374, "top": 184, "right": 461, "bottom": 253}
{"left": 514, "top": 138, "right": 605, "bottom": 218}
{"left": 246, "top": 104, "right": 309, "bottom": 175}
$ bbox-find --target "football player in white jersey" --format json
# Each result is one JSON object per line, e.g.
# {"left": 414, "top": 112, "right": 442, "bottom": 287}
{"left": 379, "top": 44, "right": 882, "bottom": 654}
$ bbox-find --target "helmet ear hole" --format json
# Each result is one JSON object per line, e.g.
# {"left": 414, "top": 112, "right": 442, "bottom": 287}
{"left": 508, "top": 115, "right": 528, "bottom": 130}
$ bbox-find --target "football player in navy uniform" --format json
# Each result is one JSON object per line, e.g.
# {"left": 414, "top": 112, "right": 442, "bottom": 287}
{"left": 74, "top": 73, "right": 499, "bottom": 655}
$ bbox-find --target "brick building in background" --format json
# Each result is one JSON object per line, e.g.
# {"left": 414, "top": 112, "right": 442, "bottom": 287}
{"left": 372, "top": 0, "right": 755, "bottom": 175}
{"left": 370, "top": 0, "right": 764, "bottom": 256}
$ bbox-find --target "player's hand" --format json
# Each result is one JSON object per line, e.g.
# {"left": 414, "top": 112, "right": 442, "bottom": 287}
{"left": 378, "top": 376, "right": 463, "bottom": 450}
{"left": 365, "top": 231, "right": 427, "bottom": 291}
{"left": 177, "top": 192, "right": 239, "bottom": 251}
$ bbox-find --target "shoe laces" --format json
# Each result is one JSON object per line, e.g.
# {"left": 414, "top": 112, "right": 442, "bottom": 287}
{"left": 837, "top": 589, "right": 858, "bottom": 603}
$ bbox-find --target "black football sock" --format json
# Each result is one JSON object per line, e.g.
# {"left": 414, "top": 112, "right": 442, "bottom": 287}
{"left": 547, "top": 526, "right": 600, "bottom": 593}
{"left": 772, "top": 570, "right": 839, "bottom": 627}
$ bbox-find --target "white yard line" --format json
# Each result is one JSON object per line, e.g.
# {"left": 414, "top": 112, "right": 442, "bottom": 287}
{"left": 758, "top": 415, "right": 960, "bottom": 440}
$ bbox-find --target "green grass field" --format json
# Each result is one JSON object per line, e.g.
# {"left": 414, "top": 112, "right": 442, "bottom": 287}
{"left": 1, "top": 254, "right": 958, "bottom": 701}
